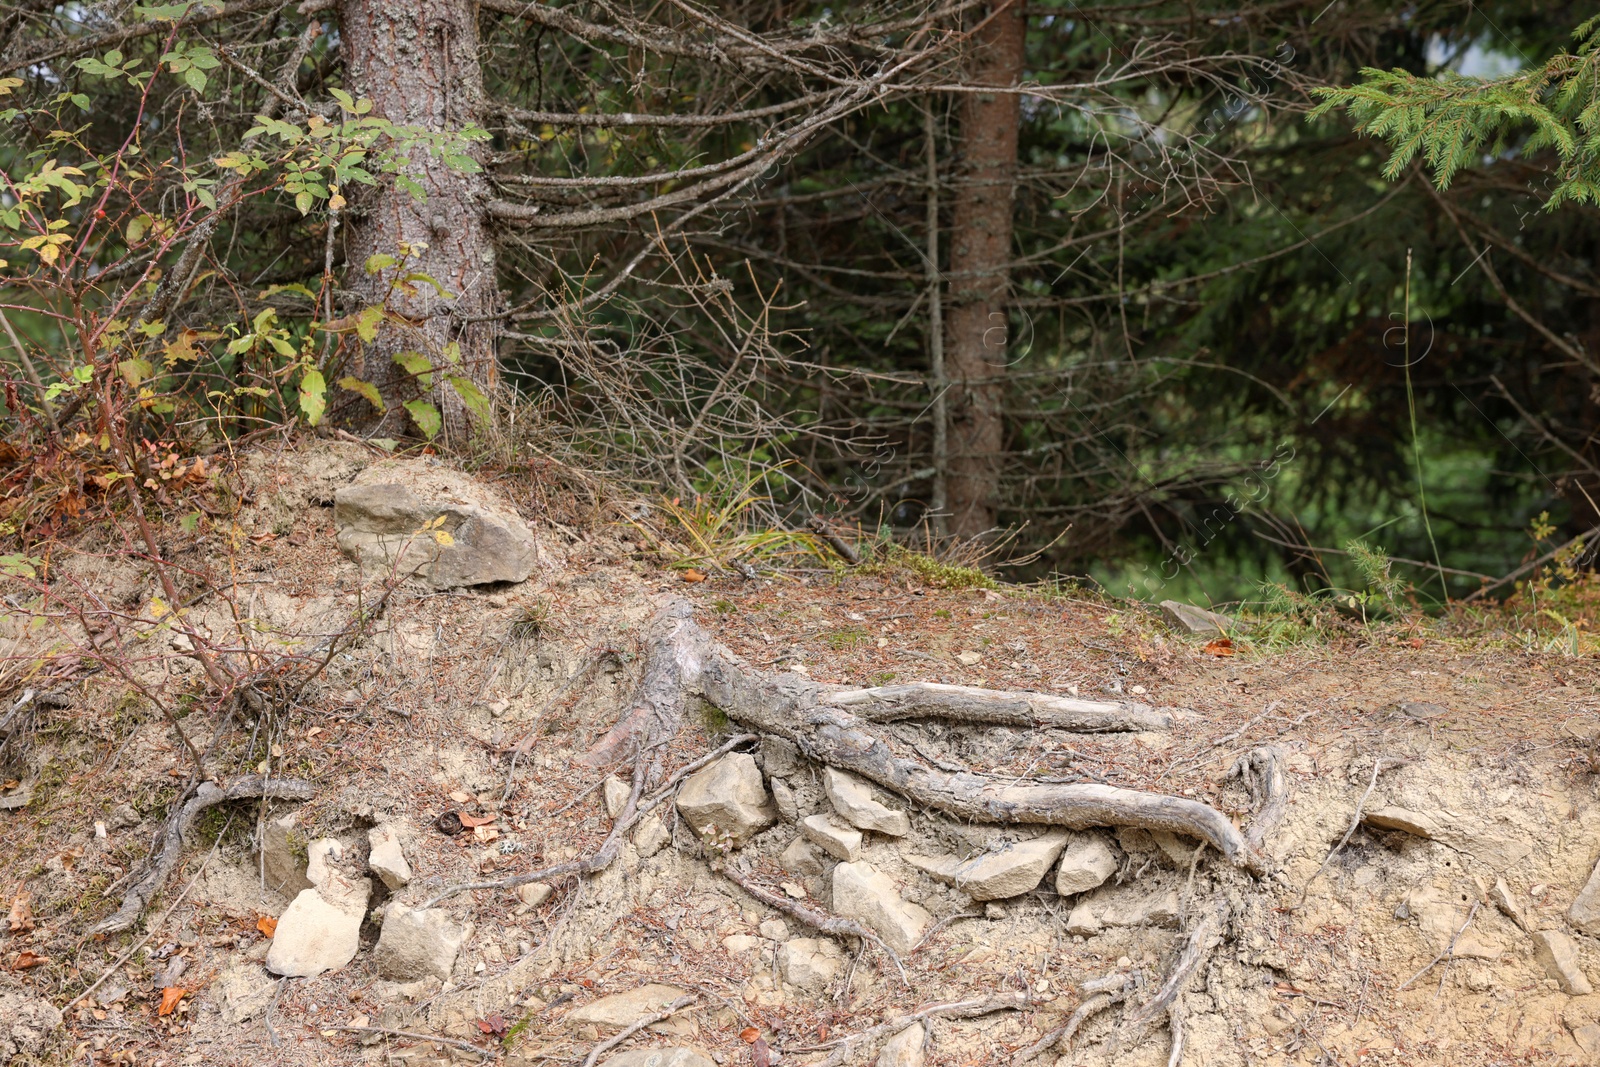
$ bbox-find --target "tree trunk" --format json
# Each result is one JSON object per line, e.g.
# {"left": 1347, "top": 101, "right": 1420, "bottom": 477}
{"left": 338, "top": 0, "right": 501, "bottom": 444}
{"left": 943, "top": 1, "right": 1024, "bottom": 538}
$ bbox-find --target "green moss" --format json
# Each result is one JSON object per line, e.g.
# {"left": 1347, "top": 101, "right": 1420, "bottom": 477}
{"left": 825, "top": 627, "right": 869, "bottom": 650}
{"left": 859, "top": 545, "right": 997, "bottom": 590}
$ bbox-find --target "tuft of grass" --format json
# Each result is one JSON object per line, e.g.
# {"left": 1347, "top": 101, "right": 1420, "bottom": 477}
{"left": 825, "top": 627, "right": 869, "bottom": 650}
{"left": 863, "top": 544, "right": 997, "bottom": 590}
{"left": 630, "top": 466, "right": 826, "bottom": 575}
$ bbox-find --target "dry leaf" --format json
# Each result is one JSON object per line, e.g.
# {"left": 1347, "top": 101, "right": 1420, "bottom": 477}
{"left": 158, "top": 987, "right": 186, "bottom": 1016}
{"left": 751, "top": 1036, "right": 772, "bottom": 1067}
{"left": 477, "top": 1014, "right": 509, "bottom": 1036}
{"left": 473, "top": 824, "right": 500, "bottom": 844}
{"left": 448, "top": 790, "right": 472, "bottom": 803}
{"left": 7, "top": 889, "right": 34, "bottom": 933}
{"left": 740, "top": 1028, "right": 761, "bottom": 1044}
{"left": 1202, "top": 638, "right": 1235, "bottom": 657}
{"left": 11, "top": 950, "right": 47, "bottom": 970}
{"left": 457, "top": 812, "right": 496, "bottom": 828}
{"left": 257, "top": 915, "right": 278, "bottom": 938}
{"left": 682, "top": 569, "right": 707, "bottom": 583}
{"left": 1, "top": 779, "right": 18, "bottom": 791}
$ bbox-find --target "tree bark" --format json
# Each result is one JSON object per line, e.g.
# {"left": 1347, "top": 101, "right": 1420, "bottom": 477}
{"left": 338, "top": 0, "right": 501, "bottom": 443}
{"left": 943, "top": 1, "right": 1024, "bottom": 537}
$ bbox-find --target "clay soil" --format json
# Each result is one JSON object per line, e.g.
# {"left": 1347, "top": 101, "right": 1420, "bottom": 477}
{"left": 4, "top": 441, "right": 1600, "bottom": 1067}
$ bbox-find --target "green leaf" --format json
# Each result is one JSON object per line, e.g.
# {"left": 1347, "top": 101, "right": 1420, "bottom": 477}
{"left": 392, "top": 351, "right": 433, "bottom": 388}
{"left": 118, "top": 358, "right": 154, "bottom": 386}
{"left": 298, "top": 367, "right": 327, "bottom": 425}
{"left": 126, "top": 214, "right": 149, "bottom": 243}
{"left": 403, "top": 399, "right": 441, "bottom": 439}
{"left": 364, "top": 253, "right": 396, "bottom": 274}
{"left": 442, "top": 341, "right": 461, "bottom": 365}
{"left": 338, "top": 375, "right": 386, "bottom": 412}
{"left": 105, "top": 50, "right": 123, "bottom": 66}
{"left": 356, "top": 305, "right": 384, "bottom": 343}
{"left": 294, "top": 190, "right": 313, "bottom": 215}
{"left": 70, "top": 93, "right": 90, "bottom": 111}
{"left": 329, "top": 88, "right": 357, "bottom": 112}
{"left": 184, "top": 66, "right": 206, "bottom": 92}
{"left": 449, "top": 375, "right": 491, "bottom": 423}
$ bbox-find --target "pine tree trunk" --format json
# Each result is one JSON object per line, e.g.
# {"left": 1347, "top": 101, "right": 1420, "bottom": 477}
{"left": 943, "top": 1, "right": 1024, "bottom": 538}
{"left": 337, "top": 0, "right": 500, "bottom": 444}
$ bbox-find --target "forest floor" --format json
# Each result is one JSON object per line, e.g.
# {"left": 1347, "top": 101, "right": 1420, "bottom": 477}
{"left": 4, "top": 440, "right": 1600, "bottom": 1067}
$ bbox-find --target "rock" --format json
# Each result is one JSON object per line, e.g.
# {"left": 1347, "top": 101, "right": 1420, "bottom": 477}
{"left": 1490, "top": 877, "right": 1527, "bottom": 930}
{"left": 211, "top": 963, "right": 276, "bottom": 1026}
{"left": 876, "top": 1023, "right": 926, "bottom": 1067}
{"left": 831, "top": 861, "right": 931, "bottom": 954}
{"left": 368, "top": 825, "right": 413, "bottom": 890}
{"left": 780, "top": 838, "right": 824, "bottom": 876}
{"left": 333, "top": 472, "right": 540, "bottom": 589}
{"left": 1065, "top": 887, "right": 1180, "bottom": 936}
{"left": 759, "top": 736, "right": 801, "bottom": 779}
{"left": 259, "top": 812, "right": 312, "bottom": 896}
{"left": 722, "top": 934, "right": 763, "bottom": 954}
{"left": 1533, "top": 930, "right": 1593, "bottom": 994}
{"left": 802, "top": 814, "right": 863, "bottom": 862}
{"left": 1056, "top": 834, "right": 1119, "bottom": 896}
{"left": 908, "top": 832, "right": 1069, "bottom": 901}
{"left": 675, "top": 754, "right": 775, "bottom": 847}
{"left": 516, "top": 883, "right": 553, "bottom": 907}
{"left": 603, "top": 776, "right": 632, "bottom": 819}
{"left": 1150, "top": 830, "right": 1202, "bottom": 866}
{"left": 373, "top": 904, "right": 470, "bottom": 981}
{"left": 778, "top": 938, "right": 845, "bottom": 991}
{"left": 1159, "top": 600, "right": 1234, "bottom": 635}
{"left": 759, "top": 919, "right": 789, "bottom": 941}
{"left": 0, "top": 993, "right": 61, "bottom": 1063}
{"left": 1362, "top": 807, "right": 1532, "bottom": 870}
{"left": 1572, "top": 857, "right": 1600, "bottom": 936}
{"left": 567, "top": 984, "right": 695, "bottom": 1036}
{"left": 108, "top": 802, "right": 141, "bottom": 830}
{"left": 770, "top": 779, "right": 799, "bottom": 822}
{"left": 1575, "top": 1024, "right": 1600, "bottom": 1060}
{"left": 823, "top": 768, "right": 910, "bottom": 837}
{"left": 266, "top": 841, "right": 371, "bottom": 977}
{"left": 599, "top": 1049, "right": 715, "bottom": 1067}
{"left": 634, "top": 815, "right": 670, "bottom": 857}
{"left": 955, "top": 651, "right": 983, "bottom": 666}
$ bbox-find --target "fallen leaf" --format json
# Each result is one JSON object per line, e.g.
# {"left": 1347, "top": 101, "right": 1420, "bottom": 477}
{"left": 305, "top": 726, "right": 323, "bottom": 739}
{"left": 158, "top": 987, "right": 186, "bottom": 1016}
{"left": 1, "top": 779, "right": 18, "bottom": 791}
{"left": 11, "top": 950, "right": 47, "bottom": 970}
{"left": 682, "top": 569, "right": 706, "bottom": 583}
{"left": 1406, "top": 637, "right": 1424, "bottom": 649}
{"left": 7, "top": 889, "right": 34, "bottom": 933}
{"left": 740, "top": 1028, "right": 760, "bottom": 1044}
{"left": 751, "top": 1036, "right": 772, "bottom": 1067}
{"left": 477, "top": 1014, "right": 509, "bottom": 1036}
{"left": 449, "top": 790, "right": 472, "bottom": 803}
{"left": 473, "top": 824, "right": 500, "bottom": 844}
{"left": 1202, "top": 638, "right": 1235, "bottom": 657}
{"left": 457, "top": 812, "right": 496, "bottom": 828}
{"left": 257, "top": 916, "right": 277, "bottom": 938}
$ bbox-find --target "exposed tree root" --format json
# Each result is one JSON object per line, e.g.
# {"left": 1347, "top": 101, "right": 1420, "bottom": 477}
{"left": 577, "top": 994, "right": 698, "bottom": 1067}
{"left": 1013, "top": 971, "right": 1134, "bottom": 1064}
{"left": 716, "top": 863, "right": 905, "bottom": 980}
{"left": 827, "top": 682, "right": 1179, "bottom": 732}
{"left": 94, "top": 774, "right": 314, "bottom": 935}
{"left": 800, "top": 992, "right": 1031, "bottom": 1067}
{"left": 583, "top": 599, "right": 704, "bottom": 768}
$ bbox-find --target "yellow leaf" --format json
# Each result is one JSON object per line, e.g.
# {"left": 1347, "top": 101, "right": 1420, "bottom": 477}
{"left": 433, "top": 530, "right": 454, "bottom": 546}
{"left": 149, "top": 596, "right": 169, "bottom": 619}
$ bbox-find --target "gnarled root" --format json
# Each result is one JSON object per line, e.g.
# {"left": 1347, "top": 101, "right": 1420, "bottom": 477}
{"left": 95, "top": 774, "right": 314, "bottom": 935}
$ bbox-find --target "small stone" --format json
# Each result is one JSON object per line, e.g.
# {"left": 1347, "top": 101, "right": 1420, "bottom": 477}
{"left": 372, "top": 904, "right": 470, "bottom": 981}
{"left": 759, "top": 919, "right": 789, "bottom": 941}
{"left": 566, "top": 984, "right": 696, "bottom": 1036}
{"left": 876, "top": 1022, "right": 926, "bottom": 1067}
{"left": 1490, "top": 877, "right": 1526, "bottom": 930}
{"left": 108, "top": 803, "right": 141, "bottom": 830}
{"left": 1533, "top": 930, "right": 1593, "bottom": 995}
{"left": 516, "top": 883, "right": 553, "bottom": 907}
{"left": 1055, "top": 834, "right": 1118, "bottom": 896}
{"left": 1572, "top": 859, "right": 1600, "bottom": 936}
{"left": 722, "top": 934, "right": 762, "bottom": 954}
{"left": 823, "top": 768, "right": 910, "bottom": 837}
{"left": 770, "top": 779, "right": 799, "bottom": 822}
{"left": 1159, "top": 600, "right": 1234, "bottom": 635}
{"left": 675, "top": 753, "right": 776, "bottom": 847}
{"left": 368, "top": 825, "right": 412, "bottom": 890}
{"left": 1065, "top": 887, "right": 1180, "bottom": 936}
{"left": 831, "top": 861, "right": 931, "bottom": 954}
{"left": 777, "top": 938, "right": 845, "bottom": 991}
{"left": 634, "top": 815, "right": 670, "bottom": 857}
{"left": 802, "top": 814, "right": 863, "bottom": 862}
{"left": 599, "top": 1049, "right": 715, "bottom": 1067}
{"left": 259, "top": 812, "right": 312, "bottom": 896}
{"left": 955, "top": 651, "right": 982, "bottom": 666}
{"left": 782, "top": 882, "right": 807, "bottom": 899}
{"left": 265, "top": 880, "right": 371, "bottom": 977}
{"left": 759, "top": 737, "right": 801, "bottom": 778}
{"left": 1150, "top": 830, "right": 1202, "bottom": 867}
{"left": 780, "top": 837, "right": 824, "bottom": 876}
{"left": 908, "top": 832, "right": 1069, "bottom": 901}
{"left": 603, "top": 777, "right": 631, "bottom": 819}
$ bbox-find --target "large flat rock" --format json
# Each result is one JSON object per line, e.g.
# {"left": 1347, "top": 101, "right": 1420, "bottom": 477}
{"left": 832, "top": 861, "right": 931, "bottom": 954}
{"left": 909, "top": 832, "right": 1069, "bottom": 901}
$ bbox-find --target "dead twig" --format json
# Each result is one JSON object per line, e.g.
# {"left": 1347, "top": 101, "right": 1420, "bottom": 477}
{"left": 578, "top": 995, "right": 697, "bottom": 1067}
{"left": 323, "top": 1026, "right": 493, "bottom": 1058}
{"left": 1296, "top": 755, "right": 1407, "bottom": 907}
{"left": 1396, "top": 900, "right": 1480, "bottom": 990}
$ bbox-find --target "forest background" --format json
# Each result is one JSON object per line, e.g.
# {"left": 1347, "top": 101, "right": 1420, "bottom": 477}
{"left": 3, "top": 0, "right": 1598, "bottom": 613}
